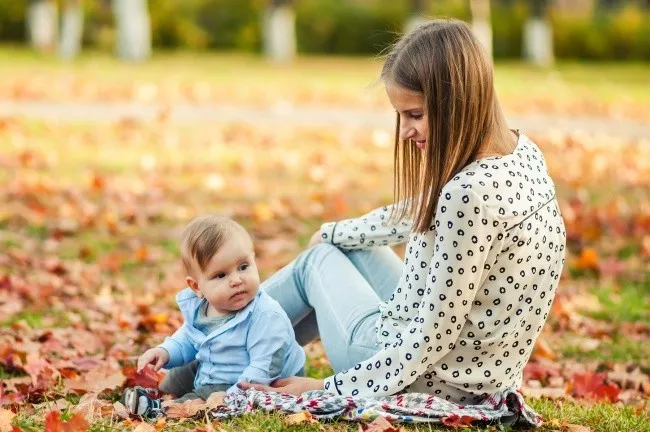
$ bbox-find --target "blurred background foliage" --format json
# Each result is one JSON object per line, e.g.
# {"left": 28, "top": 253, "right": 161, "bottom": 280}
{"left": 1, "top": 0, "right": 650, "bottom": 59}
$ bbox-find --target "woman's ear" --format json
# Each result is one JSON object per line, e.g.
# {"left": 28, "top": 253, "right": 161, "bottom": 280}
{"left": 186, "top": 276, "right": 202, "bottom": 297}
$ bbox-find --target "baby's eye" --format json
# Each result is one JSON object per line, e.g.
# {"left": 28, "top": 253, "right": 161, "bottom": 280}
{"left": 239, "top": 263, "right": 249, "bottom": 271}
{"left": 214, "top": 273, "right": 226, "bottom": 280}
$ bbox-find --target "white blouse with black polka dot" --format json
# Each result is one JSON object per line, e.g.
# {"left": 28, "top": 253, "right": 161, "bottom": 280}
{"left": 319, "top": 134, "right": 566, "bottom": 403}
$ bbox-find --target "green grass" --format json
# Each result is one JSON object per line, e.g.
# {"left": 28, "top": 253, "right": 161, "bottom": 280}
{"left": 589, "top": 283, "right": 650, "bottom": 323}
{"left": 561, "top": 335, "right": 650, "bottom": 363}
{"left": 10, "top": 399, "right": 650, "bottom": 432}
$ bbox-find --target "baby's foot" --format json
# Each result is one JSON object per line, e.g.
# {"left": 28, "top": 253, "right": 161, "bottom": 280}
{"left": 121, "top": 386, "right": 163, "bottom": 419}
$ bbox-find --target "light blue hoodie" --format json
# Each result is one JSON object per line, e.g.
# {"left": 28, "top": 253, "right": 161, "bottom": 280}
{"left": 159, "top": 288, "right": 305, "bottom": 394}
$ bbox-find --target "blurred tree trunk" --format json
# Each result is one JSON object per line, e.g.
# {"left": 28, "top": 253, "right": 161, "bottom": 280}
{"left": 263, "top": 0, "right": 296, "bottom": 62}
{"left": 27, "top": 0, "right": 57, "bottom": 53}
{"left": 469, "top": 0, "right": 492, "bottom": 58}
{"left": 523, "top": 0, "right": 553, "bottom": 66}
{"left": 113, "top": 0, "right": 151, "bottom": 61}
{"left": 59, "top": 0, "right": 83, "bottom": 60}
{"left": 406, "top": 0, "right": 429, "bottom": 33}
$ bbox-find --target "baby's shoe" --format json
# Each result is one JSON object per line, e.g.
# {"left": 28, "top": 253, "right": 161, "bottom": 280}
{"left": 121, "top": 386, "right": 163, "bottom": 419}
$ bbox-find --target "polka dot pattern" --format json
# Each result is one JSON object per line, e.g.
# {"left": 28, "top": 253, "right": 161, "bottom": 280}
{"left": 321, "top": 135, "right": 566, "bottom": 402}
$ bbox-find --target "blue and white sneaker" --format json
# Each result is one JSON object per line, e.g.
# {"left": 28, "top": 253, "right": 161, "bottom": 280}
{"left": 121, "top": 386, "right": 163, "bottom": 419}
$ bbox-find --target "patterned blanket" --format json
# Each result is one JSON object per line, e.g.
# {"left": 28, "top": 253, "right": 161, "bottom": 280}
{"left": 209, "top": 389, "right": 542, "bottom": 427}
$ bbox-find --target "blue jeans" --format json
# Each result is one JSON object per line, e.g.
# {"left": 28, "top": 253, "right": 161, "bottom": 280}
{"left": 261, "top": 243, "right": 402, "bottom": 373}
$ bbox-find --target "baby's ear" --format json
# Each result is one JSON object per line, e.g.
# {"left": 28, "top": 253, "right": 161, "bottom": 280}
{"left": 186, "top": 276, "right": 201, "bottom": 297}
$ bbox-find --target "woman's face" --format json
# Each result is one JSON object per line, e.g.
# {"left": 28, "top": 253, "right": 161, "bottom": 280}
{"left": 385, "top": 82, "right": 428, "bottom": 150}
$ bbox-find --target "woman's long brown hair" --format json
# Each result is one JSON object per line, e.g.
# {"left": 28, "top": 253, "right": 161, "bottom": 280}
{"left": 382, "top": 19, "right": 512, "bottom": 234}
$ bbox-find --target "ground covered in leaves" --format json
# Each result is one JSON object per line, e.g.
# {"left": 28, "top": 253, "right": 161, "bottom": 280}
{"left": 0, "top": 53, "right": 649, "bottom": 432}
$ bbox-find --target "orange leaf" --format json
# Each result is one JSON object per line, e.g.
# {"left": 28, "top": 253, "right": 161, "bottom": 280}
{"left": 284, "top": 411, "right": 317, "bottom": 425}
{"left": 573, "top": 248, "right": 599, "bottom": 271}
{"left": 531, "top": 337, "right": 556, "bottom": 360}
{"left": 0, "top": 408, "right": 15, "bottom": 432}
{"left": 44, "top": 411, "right": 89, "bottom": 432}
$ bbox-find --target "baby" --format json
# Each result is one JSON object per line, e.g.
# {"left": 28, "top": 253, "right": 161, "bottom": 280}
{"left": 123, "top": 215, "right": 305, "bottom": 417}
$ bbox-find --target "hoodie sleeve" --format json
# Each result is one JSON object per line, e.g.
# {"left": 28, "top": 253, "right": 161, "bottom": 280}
{"left": 158, "top": 322, "right": 199, "bottom": 368}
{"left": 320, "top": 202, "right": 412, "bottom": 251}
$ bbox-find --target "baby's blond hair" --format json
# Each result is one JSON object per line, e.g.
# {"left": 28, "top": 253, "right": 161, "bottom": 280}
{"left": 180, "top": 215, "right": 250, "bottom": 276}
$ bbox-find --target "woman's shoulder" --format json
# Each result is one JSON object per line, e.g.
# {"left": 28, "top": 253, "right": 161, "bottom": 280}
{"left": 442, "top": 134, "right": 557, "bottom": 222}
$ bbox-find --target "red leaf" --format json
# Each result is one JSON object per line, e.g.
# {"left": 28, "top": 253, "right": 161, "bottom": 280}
{"left": 523, "top": 361, "right": 561, "bottom": 382}
{"left": 571, "top": 372, "right": 620, "bottom": 402}
{"left": 122, "top": 365, "right": 162, "bottom": 390}
{"left": 442, "top": 414, "right": 475, "bottom": 428}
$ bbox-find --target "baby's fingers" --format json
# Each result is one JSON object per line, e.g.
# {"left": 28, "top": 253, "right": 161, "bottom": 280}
{"left": 153, "top": 355, "right": 166, "bottom": 371}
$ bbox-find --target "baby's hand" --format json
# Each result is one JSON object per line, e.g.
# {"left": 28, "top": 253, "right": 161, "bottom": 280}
{"left": 137, "top": 347, "right": 169, "bottom": 373}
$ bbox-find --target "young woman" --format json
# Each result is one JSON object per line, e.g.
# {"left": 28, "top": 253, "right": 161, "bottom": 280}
{"left": 235, "top": 19, "right": 563, "bottom": 405}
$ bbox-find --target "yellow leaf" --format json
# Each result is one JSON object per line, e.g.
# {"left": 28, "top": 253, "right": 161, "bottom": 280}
{"left": 0, "top": 409, "right": 15, "bottom": 432}
{"left": 285, "top": 411, "right": 317, "bottom": 425}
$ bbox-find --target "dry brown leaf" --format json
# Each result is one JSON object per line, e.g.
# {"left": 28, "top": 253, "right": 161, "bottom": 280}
{"left": 112, "top": 401, "right": 130, "bottom": 420}
{"left": 204, "top": 392, "right": 226, "bottom": 410}
{"left": 162, "top": 398, "right": 206, "bottom": 419}
{"left": 521, "top": 386, "right": 567, "bottom": 399}
{"left": 72, "top": 393, "right": 113, "bottom": 420}
{"left": 0, "top": 409, "right": 15, "bottom": 432}
{"left": 562, "top": 423, "right": 592, "bottom": 432}
{"left": 284, "top": 411, "right": 318, "bottom": 426}
{"left": 359, "top": 416, "right": 404, "bottom": 431}
{"left": 65, "top": 364, "right": 126, "bottom": 394}
{"left": 132, "top": 422, "right": 157, "bottom": 432}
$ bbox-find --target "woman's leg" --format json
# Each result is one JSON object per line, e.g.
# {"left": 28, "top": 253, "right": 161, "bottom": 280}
{"left": 262, "top": 244, "right": 400, "bottom": 372}
{"left": 289, "top": 247, "right": 403, "bottom": 346}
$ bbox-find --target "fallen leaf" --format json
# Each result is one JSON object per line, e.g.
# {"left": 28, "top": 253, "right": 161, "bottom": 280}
{"left": 72, "top": 393, "right": 113, "bottom": 421}
{"left": 132, "top": 422, "right": 156, "bottom": 432}
{"left": 204, "top": 392, "right": 225, "bottom": 410}
{"left": 122, "top": 365, "right": 162, "bottom": 390}
{"left": 571, "top": 372, "right": 620, "bottom": 402}
{"left": 44, "top": 411, "right": 89, "bottom": 432}
{"left": 284, "top": 411, "right": 317, "bottom": 425}
{"left": 112, "top": 402, "right": 130, "bottom": 420}
{"left": 359, "top": 416, "right": 404, "bottom": 431}
{"left": 0, "top": 408, "right": 15, "bottom": 432}
{"left": 162, "top": 398, "right": 205, "bottom": 419}
{"left": 441, "top": 414, "right": 475, "bottom": 428}
{"left": 531, "top": 337, "right": 556, "bottom": 360}
{"left": 561, "top": 423, "right": 592, "bottom": 432}
{"left": 65, "top": 364, "right": 126, "bottom": 394}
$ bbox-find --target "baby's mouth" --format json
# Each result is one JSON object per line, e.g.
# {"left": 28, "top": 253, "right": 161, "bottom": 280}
{"left": 230, "top": 290, "right": 247, "bottom": 300}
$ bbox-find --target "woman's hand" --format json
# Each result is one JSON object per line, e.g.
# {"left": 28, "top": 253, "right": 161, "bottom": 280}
{"left": 237, "top": 376, "right": 324, "bottom": 395}
{"left": 307, "top": 230, "right": 322, "bottom": 248}
{"left": 137, "top": 347, "right": 169, "bottom": 373}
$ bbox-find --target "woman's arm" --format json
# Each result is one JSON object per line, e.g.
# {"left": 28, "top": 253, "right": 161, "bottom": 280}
{"left": 323, "top": 188, "right": 505, "bottom": 397}
{"left": 319, "top": 202, "right": 412, "bottom": 250}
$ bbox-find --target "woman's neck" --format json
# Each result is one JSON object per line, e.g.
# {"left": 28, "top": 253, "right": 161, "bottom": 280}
{"left": 475, "top": 128, "right": 518, "bottom": 160}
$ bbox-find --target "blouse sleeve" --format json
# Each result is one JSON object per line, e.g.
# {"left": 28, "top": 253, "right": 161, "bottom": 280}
{"left": 323, "top": 188, "right": 505, "bottom": 397}
{"left": 319, "top": 202, "right": 412, "bottom": 251}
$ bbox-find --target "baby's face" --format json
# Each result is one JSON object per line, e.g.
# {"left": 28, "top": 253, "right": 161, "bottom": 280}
{"left": 194, "top": 233, "right": 260, "bottom": 316}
